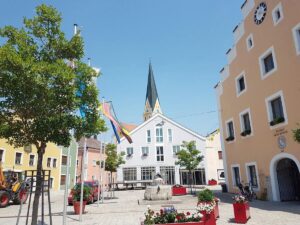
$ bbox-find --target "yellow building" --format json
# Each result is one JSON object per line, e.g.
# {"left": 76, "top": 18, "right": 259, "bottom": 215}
{"left": 0, "top": 139, "right": 62, "bottom": 191}
{"left": 215, "top": 0, "right": 300, "bottom": 201}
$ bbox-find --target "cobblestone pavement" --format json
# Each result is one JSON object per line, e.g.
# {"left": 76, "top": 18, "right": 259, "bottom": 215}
{"left": 0, "top": 186, "right": 300, "bottom": 225}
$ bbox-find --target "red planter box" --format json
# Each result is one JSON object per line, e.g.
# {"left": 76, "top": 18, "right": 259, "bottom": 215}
{"left": 161, "top": 222, "right": 204, "bottom": 225}
{"left": 172, "top": 186, "right": 187, "bottom": 196}
{"left": 200, "top": 211, "right": 216, "bottom": 225}
{"left": 197, "top": 202, "right": 219, "bottom": 220}
{"left": 208, "top": 180, "right": 217, "bottom": 185}
{"left": 233, "top": 202, "right": 250, "bottom": 224}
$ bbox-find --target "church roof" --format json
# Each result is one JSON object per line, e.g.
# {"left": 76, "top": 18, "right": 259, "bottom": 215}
{"left": 145, "top": 63, "right": 159, "bottom": 109}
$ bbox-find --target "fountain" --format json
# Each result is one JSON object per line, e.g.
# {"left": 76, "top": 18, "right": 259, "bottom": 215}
{"left": 144, "top": 174, "right": 172, "bottom": 201}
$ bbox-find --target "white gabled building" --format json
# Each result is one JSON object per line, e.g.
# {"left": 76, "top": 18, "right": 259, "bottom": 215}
{"left": 116, "top": 63, "right": 223, "bottom": 186}
{"left": 116, "top": 112, "right": 207, "bottom": 185}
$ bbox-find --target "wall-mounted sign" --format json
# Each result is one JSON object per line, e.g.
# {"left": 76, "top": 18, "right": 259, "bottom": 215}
{"left": 277, "top": 135, "right": 287, "bottom": 151}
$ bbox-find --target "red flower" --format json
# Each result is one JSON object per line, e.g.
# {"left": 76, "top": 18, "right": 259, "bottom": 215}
{"left": 160, "top": 209, "right": 164, "bottom": 214}
{"left": 176, "top": 215, "right": 181, "bottom": 220}
{"left": 186, "top": 212, "right": 191, "bottom": 216}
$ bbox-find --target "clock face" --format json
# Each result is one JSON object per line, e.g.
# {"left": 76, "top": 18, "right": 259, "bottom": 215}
{"left": 254, "top": 2, "right": 267, "bottom": 25}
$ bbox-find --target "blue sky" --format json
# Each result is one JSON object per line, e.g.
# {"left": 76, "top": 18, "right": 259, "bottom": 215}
{"left": 0, "top": 0, "right": 243, "bottom": 141}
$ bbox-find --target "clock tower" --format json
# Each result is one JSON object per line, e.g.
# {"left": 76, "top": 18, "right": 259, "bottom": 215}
{"left": 143, "top": 63, "right": 162, "bottom": 121}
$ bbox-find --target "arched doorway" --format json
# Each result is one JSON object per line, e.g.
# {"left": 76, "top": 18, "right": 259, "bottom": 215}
{"left": 276, "top": 158, "right": 300, "bottom": 201}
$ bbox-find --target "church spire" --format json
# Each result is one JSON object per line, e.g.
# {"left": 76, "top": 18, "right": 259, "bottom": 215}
{"left": 143, "top": 62, "right": 162, "bottom": 121}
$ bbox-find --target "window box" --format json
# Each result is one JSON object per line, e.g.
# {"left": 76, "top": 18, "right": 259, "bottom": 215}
{"left": 225, "top": 136, "right": 235, "bottom": 142}
{"left": 240, "top": 129, "right": 251, "bottom": 137}
{"left": 269, "top": 117, "right": 285, "bottom": 126}
{"left": 142, "top": 153, "right": 148, "bottom": 157}
{"left": 127, "top": 154, "right": 132, "bottom": 157}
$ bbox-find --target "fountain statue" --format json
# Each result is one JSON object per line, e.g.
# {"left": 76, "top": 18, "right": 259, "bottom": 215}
{"left": 144, "top": 173, "right": 172, "bottom": 200}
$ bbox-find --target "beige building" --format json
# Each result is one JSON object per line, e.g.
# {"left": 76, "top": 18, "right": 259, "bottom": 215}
{"left": 215, "top": 0, "right": 300, "bottom": 201}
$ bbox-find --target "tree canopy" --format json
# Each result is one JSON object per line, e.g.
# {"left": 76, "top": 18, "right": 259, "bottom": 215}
{"left": 0, "top": 4, "right": 106, "bottom": 149}
{"left": 104, "top": 143, "right": 125, "bottom": 173}
{"left": 175, "top": 141, "right": 203, "bottom": 172}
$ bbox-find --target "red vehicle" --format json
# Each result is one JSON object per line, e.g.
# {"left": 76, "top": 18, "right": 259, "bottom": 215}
{"left": 68, "top": 181, "right": 100, "bottom": 205}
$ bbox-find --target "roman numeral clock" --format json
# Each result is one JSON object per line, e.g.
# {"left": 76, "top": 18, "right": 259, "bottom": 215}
{"left": 254, "top": 2, "right": 267, "bottom": 25}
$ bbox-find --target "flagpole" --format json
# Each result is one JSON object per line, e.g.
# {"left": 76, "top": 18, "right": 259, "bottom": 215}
{"left": 97, "top": 97, "right": 104, "bottom": 207}
{"left": 62, "top": 146, "right": 70, "bottom": 225}
{"left": 79, "top": 137, "right": 86, "bottom": 222}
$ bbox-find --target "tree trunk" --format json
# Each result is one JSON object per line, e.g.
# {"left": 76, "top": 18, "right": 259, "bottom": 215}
{"left": 31, "top": 143, "right": 46, "bottom": 225}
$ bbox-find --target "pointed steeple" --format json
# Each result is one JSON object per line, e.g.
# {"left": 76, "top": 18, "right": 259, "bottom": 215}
{"left": 143, "top": 62, "right": 162, "bottom": 121}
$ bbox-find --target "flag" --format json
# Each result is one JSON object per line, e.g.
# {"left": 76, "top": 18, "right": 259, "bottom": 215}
{"left": 100, "top": 102, "right": 133, "bottom": 144}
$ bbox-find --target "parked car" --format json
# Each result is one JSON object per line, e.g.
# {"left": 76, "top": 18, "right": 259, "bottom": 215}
{"left": 68, "top": 181, "right": 100, "bottom": 205}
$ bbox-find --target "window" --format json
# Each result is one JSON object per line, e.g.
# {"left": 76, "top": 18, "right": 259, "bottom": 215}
{"left": 272, "top": 3, "right": 283, "bottom": 26}
{"left": 266, "top": 91, "right": 287, "bottom": 127}
{"left": 160, "top": 166, "right": 175, "bottom": 185}
{"left": 156, "top": 146, "right": 164, "bottom": 162}
{"left": 61, "top": 155, "right": 68, "bottom": 166}
{"left": 247, "top": 165, "right": 258, "bottom": 188}
{"left": 52, "top": 158, "right": 57, "bottom": 168}
{"left": 28, "top": 154, "right": 35, "bottom": 166}
{"left": 292, "top": 22, "right": 300, "bottom": 55}
{"left": 60, "top": 175, "right": 66, "bottom": 186}
{"left": 126, "top": 147, "right": 133, "bottom": 156}
{"left": 100, "top": 161, "right": 104, "bottom": 169}
{"left": 259, "top": 47, "right": 277, "bottom": 79}
{"left": 235, "top": 72, "right": 246, "bottom": 96}
{"left": 156, "top": 127, "right": 163, "bottom": 143}
{"left": 76, "top": 160, "right": 79, "bottom": 166}
{"left": 101, "top": 143, "right": 105, "bottom": 154}
{"left": 123, "top": 167, "right": 137, "bottom": 181}
{"left": 47, "top": 157, "right": 51, "bottom": 167}
{"left": 141, "top": 147, "right": 149, "bottom": 156}
{"left": 92, "top": 160, "right": 97, "bottom": 167}
{"left": 147, "top": 130, "right": 151, "bottom": 143}
{"left": 168, "top": 129, "right": 172, "bottom": 142}
{"left": 232, "top": 166, "right": 241, "bottom": 186}
{"left": 239, "top": 109, "right": 252, "bottom": 136}
{"left": 218, "top": 151, "right": 223, "bottom": 160}
{"left": 0, "top": 149, "right": 4, "bottom": 163}
{"left": 141, "top": 167, "right": 155, "bottom": 180}
{"left": 15, "top": 152, "right": 22, "bottom": 165}
{"left": 173, "top": 145, "right": 180, "bottom": 155}
{"left": 225, "top": 120, "right": 235, "bottom": 141}
{"left": 246, "top": 34, "right": 254, "bottom": 51}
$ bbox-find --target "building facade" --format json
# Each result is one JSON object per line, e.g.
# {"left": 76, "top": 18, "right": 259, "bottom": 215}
{"left": 116, "top": 113, "right": 207, "bottom": 185}
{"left": 76, "top": 137, "right": 112, "bottom": 188}
{"left": 215, "top": 0, "right": 300, "bottom": 201}
{"left": 205, "top": 130, "right": 224, "bottom": 183}
{"left": 60, "top": 137, "right": 78, "bottom": 190}
{"left": 0, "top": 139, "right": 62, "bottom": 191}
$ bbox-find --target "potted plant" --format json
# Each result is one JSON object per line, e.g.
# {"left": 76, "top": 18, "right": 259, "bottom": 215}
{"left": 172, "top": 184, "right": 187, "bottom": 196}
{"left": 197, "top": 189, "right": 219, "bottom": 219}
{"left": 143, "top": 206, "right": 204, "bottom": 225}
{"left": 72, "top": 184, "right": 91, "bottom": 215}
{"left": 232, "top": 195, "right": 250, "bottom": 224}
{"left": 196, "top": 202, "right": 216, "bottom": 225}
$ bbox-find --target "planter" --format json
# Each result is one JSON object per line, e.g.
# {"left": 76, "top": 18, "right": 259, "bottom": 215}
{"left": 172, "top": 186, "right": 187, "bottom": 196}
{"left": 208, "top": 180, "right": 217, "bottom": 186}
{"left": 200, "top": 211, "right": 216, "bottom": 225}
{"left": 197, "top": 202, "right": 219, "bottom": 220}
{"left": 73, "top": 201, "right": 87, "bottom": 215}
{"left": 233, "top": 202, "right": 250, "bottom": 224}
{"left": 157, "top": 223, "right": 204, "bottom": 225}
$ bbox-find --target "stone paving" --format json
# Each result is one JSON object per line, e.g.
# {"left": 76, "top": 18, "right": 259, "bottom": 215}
{"left": 0, "top": 186, "right": 300, "bottom": 225}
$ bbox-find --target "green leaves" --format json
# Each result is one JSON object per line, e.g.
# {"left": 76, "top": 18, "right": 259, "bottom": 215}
{"left": 175, "top": 141, "right": 204, "bottom": 172}
{"left": 104, "top": 143, "right": 125, "bottom": 173}
{"left": 0, "top": 4, "right": 106, "bottom": 149}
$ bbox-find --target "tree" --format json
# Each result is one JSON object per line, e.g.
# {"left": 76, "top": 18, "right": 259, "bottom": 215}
{"left": 0, "top": 4, "right": 106, "bottom": 225}
{"left": 175, "top": 141, "right": 204, "bottom": 193}
{"left": 104, "top": 143, "right": 125, "bottom": 188}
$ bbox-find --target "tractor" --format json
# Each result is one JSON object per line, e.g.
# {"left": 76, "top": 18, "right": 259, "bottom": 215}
{"left": 0, "top": 163, "right": 30, "bottom": 208}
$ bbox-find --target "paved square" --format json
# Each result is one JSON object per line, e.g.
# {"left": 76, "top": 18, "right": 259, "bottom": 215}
{"left": 0, "top": 187, "right": 299, "bottom": 225}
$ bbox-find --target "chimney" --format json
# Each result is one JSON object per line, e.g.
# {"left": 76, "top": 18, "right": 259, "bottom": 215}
{"left": 74, "top": 24, "right": 78, "bottom": 35}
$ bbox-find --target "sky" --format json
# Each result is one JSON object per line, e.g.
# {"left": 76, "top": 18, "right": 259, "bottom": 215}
{"left": 0, "top": 0, "right": 243, "bottom": 142}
